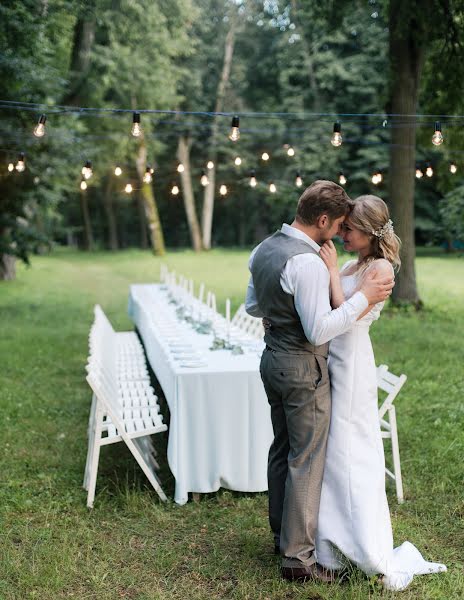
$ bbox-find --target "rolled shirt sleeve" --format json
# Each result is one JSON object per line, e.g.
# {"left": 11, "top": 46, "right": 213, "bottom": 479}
{"left": 283, "top": 254, "right": 368, "bottom": 346}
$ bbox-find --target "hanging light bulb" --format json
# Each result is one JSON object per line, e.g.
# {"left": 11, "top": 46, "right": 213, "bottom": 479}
{"left": 339, "top": 172, "right": 347, "bottom": 185}
{"left": 125, "top": 183, "right": 133, "bottom": 194}
{"left": 82, "top": 160, "right": 92, "bottom": 179}
{"left": 219, "top": 184, "right": 228, "bottom": 195}
{"left": 287, "top": 145, "right": 295, "bottom": 157}
{"left": 426, "top": 163, "right": 433, "bottom": 177}
{"left": 269, "top": 182, "right": 277, "bottom": 193}
{"left": 261, "top": 152, "right": 270, "bottom": 161}
{"left": 331, "top": 121, "right": 342, "bottom": 147}
{"left": 234, "top": 156, "right": 242, "bottom": 166}
{"left": 432, "top": 121, "right": 443, "bottom": 146}
{"left": 207, "top": 160, "right": 214, "bottom": 170}
{"left": 171, "top": 184, "right": 179, "bottom": 195}
{"left": 143, "top": 167, "right": 152, "bottom": 184}
{"left": 200, "top": 170, "right": 209, "bottom": 186}
{"left": 415, "top": 166, "right": 423, "bottom": 179}
{"left": 229, "top": 115, "right": 240, "bottom": 141}
{"left": 131, "top": 112, "right": 142, "bottom": 137}
{"left": 295, "top": 172, "right": 303, "bottom": 187}
{"left": 8, "top": 162, "right": 14, "bottom": 172}
{"left": 249, "top": 170, "right": 257, "bottom": 187}
{"left": 80, "top": 180, "right": 87, "bottom": 191}
{"left": 114, "top": 166, "right": 122, "bottom": 176}
{"left": 177, "top": 163, "right": 185, "bottom": 173}
{"left": 450, "top": 162, "right": 457, "bottom": 174}
{"left": 33, "top": 114, "right": 46, "bottom": 138}
{"left": 15, "top": 152, "right": 25, "bottom": 172}
{"left": 371, "top": 171, "right": 382, "bottom": 185}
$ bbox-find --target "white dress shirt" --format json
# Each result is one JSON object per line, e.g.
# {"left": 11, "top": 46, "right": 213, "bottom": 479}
{"left": 245, "top": 223, "right": 368, "bottom": 346}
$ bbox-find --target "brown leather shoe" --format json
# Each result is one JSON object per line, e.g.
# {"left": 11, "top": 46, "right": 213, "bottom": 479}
{"left": 281, "top": 563, "right": 336, "bottom": 583}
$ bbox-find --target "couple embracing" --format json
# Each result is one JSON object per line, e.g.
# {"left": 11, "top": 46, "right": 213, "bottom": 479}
{"left": 245, "top": 180, "right": 446, "bottom": 591}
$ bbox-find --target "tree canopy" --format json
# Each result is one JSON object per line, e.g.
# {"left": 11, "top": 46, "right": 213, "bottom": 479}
{"left": 1, "top": 0, "right": 464, "bottom": 295}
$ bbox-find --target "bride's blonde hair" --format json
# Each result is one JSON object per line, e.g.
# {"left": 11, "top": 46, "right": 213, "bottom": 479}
{"left": 350, "top": 195, "right": 401, "bottom": 270}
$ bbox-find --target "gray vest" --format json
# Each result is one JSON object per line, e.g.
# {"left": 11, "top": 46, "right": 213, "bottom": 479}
{"left": 251, "top": 230, "right": 329, "bottom": 356}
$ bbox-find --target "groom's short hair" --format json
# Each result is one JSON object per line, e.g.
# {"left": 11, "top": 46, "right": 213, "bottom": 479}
{"left": 296, "top": 180, "right": 352, "bottom": 225}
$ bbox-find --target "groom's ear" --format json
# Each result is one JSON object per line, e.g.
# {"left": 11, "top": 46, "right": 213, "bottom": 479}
{"left": 317, "top": 214, "right": 329, "bottom": 228}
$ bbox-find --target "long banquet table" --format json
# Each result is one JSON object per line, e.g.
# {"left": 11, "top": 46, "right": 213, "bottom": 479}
{"left": 127, "top": 283, "right": 273, "bottom": 505}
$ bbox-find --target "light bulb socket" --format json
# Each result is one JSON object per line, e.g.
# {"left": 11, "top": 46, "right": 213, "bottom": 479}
{"left": 434, "top": 121, "right": 441, "bottom": 132}
{"left": 296, "top": 171, "right": 301, "bottom": 177}
{"left": 231, "top": 115, "right": 240, "bottom": 128}
{"left": 38, "top": 114, "right": 46, "bottom": 125}
{"left": 85, "top": 160, "right": 92, "bottom": 169}
{"left": 333, "top": 121, "right": 341, "bottom": 133}
{"left": 133, "top": 112, "right": 140, "bottom": 124}
{"left": 18, "top": 152, "right": 25, "bottom": 161}
{"left": 250, "top": 169, "right": 256, "bottom": 177}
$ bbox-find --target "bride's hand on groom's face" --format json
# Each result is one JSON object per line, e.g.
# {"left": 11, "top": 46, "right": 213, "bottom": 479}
{"left": 320, "top": 240, "right": 338, "bottom": 271}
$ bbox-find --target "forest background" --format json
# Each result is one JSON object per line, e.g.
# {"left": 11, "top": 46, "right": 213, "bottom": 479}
{"left": 1, "top": 0, "right": 464, "bottom": 305}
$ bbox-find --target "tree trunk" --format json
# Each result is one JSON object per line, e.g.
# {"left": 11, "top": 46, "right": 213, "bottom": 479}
{"left": 388, "top": 2, "right": 425, "bottom": 306}
{"left": 0, "top": 253, "right": 16, "bottom": 280}
{"left": 80, "top": 190, "right": 94, "bottom": 250}
{"left": 201, "top": 12, "right": 237, "bottom": 250}
{"left": 63, "top": 12, "right": 96, "bottom": 105}
{"left": 290, "top": 0, "right": 322, "bottom": 111}
{"left": 135, "top": 142, "right": 165, "bottom": 255}
{"left": 177, "top": 135, "right": 203, "bottom": 252}
{"left": 136, "top": 193, "right": 148, "bottom": 249}
{"left": 103, "top": 173, "right": 119, "bottom": 250}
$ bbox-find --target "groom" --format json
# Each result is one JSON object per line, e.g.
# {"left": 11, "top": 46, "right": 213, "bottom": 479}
{"left": 245, "top": 180, "right": 394, "bottom": 582}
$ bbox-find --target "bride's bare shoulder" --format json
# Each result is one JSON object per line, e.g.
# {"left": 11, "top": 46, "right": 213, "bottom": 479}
{"left": 366, "top": 258, "right": 394, "bottom": 277}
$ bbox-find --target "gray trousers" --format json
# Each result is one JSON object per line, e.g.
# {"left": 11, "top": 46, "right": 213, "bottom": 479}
{"left": 260, "top": 347, "right": 331, "bottom": 568}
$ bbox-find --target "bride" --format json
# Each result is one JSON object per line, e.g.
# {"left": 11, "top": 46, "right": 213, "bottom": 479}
{"left": 316, "top": 195, "right": 446, "bottom": 590}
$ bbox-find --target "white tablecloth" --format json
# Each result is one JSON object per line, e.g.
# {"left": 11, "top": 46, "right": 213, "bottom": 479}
{"left": 127, "top": 284, "right": 273, "bottom": 504}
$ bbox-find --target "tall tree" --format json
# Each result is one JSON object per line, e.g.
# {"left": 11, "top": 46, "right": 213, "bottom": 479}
{"left": 135, "top": 140, "right": 165, "bottom": 255}
{"left": 201, "top": 6, "right": 237, "bottom": 250}
{"left": 62, "top": 4, "right": 96, "bottom": 105}
{"left": 388, "top": 0, "right": 464, "bottom": 305}
{"left": 102, "top": 172, "right": 119, "bottom": 250}
{"left": 177, "top": 135, "right": 203, "bottom": 251}
{"left": 0, "top": 2, "right": 76, "bottom": 279}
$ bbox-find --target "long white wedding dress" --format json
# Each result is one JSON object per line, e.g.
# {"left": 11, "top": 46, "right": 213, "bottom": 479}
{"left": 315, "top": 260, "right": 446, "bottom": 591}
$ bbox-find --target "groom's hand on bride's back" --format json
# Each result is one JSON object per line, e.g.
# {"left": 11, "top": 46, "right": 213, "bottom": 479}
{"left": 360, "top": 268, "right": 395, "bottom": 304}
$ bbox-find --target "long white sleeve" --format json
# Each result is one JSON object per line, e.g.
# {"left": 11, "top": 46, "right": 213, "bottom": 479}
{"left": 245, "top": 275, "right": 265, "bottom": 317}
{"left": 245, "top": 244, "right": 265, "bottom": 317}
{"left": 283, "top": 254, "right": 368, "bottom": 346}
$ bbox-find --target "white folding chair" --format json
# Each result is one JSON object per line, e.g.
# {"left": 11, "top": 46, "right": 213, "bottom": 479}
{"left": 83, "top": 306, "right": 168, "bottom": 507}
{"left": 231, "top": 303, "right": 264, "bottom": 340}
{"left": 377, "top": 364, "right": 407, "bottom": 504}
{"left": 231, "top": 303, "right": 248, "bottom": 327}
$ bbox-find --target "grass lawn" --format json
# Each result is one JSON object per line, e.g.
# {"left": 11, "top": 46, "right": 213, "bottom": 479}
{"left": 1, "top": 247, "right": 463, "bottom": 600}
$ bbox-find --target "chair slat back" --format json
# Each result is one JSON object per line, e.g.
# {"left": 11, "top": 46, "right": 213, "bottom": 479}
{"left": 376, "top": 364, "right": 407, "bottom": 419}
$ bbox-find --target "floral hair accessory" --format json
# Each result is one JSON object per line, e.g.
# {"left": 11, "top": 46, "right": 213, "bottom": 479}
{"left": 372, "top": 219, "right": 394, "bottom": 240}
